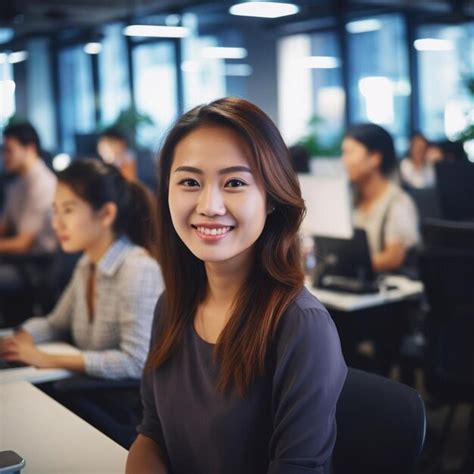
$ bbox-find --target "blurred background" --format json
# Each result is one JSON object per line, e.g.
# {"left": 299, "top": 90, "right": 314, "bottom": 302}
{"left": 0, "top": 0, "right": 472, "bottom": 180}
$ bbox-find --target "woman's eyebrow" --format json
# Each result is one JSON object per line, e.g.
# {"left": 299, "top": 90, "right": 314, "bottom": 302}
{"left": 174, "top": 165, "right": 252, "bottom": 175}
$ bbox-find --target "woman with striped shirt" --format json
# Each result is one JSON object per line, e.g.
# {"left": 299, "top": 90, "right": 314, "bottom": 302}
{"left": 0, "top": 159, "right": 163, "bottom": 380}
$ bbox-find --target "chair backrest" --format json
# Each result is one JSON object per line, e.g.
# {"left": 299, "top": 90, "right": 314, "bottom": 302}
{"left": 404, "top": 185, "right": 442, "bottom": 223}
{"left": 435, "top": 161, "right": 474, "bottom": 221}
{"left": 333, "top": 368, "right": 426, "bottom": 474}
{"left": 418, "top": 224, "right": 474, "bottom": 388}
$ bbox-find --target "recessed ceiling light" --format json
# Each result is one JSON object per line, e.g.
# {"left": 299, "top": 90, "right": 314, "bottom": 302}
{"left": 8, "top": 51, "right": 28, "bottom": 64}
{"left": 229, "top": 2, "right": 299, "bottom": 19}
{"left": 123, "top": 25, "right": 190, "bottom": 38}
{"left": 83, "top": 42, "right": 102, "bottom": 55}
{"left": 201, "top": 47, "right": 248, "bottom": 59}
{"left": 414, "top": 38, "right": 454, "bottom": 51}
{"left": 346, "top": 19, "right": 382, "bottom": 34}
{"left": 303, "top": 56, "right": 340, "bottom": 69}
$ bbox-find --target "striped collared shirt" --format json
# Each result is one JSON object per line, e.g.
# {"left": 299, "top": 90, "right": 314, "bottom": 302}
{"left": 23, "top": 236, "right": 163, "bottom": 379}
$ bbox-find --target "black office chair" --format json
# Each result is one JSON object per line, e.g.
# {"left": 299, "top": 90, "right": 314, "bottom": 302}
{"left": 333, "top": 368, "right": 426, "bottom": 474}
{"left": 42, "top": 375, "right": 141, "bottom": 449}
{"left": 404, "top": 185, "right": 442, "bottom": 223}
{"left": 417, "top": 220, "right": 474, "bottom": 472}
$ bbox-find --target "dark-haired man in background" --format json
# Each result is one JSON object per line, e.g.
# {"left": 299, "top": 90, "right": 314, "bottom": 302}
{"left": 0, "top": 123, "right": 57, "bottom": 295}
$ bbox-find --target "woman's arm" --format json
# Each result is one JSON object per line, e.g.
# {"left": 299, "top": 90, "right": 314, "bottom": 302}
{"left": 269, "top": 300, "right": 347, "bottom": 473}
{"left": 126, "top": 434, "right": 168, "bottom": 474}
{"left": 21, "top": 269, "right": 77, "bottom": 343}
{"left": 372, "top": 241, "right": 407, "bottom": 273}
{"left": 0, "top": 335, "right": 86, "bottom": 371}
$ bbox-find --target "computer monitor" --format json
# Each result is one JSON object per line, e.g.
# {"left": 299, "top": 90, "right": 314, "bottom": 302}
{"left": 435, "top": 161, "right": 474, "bottom": 221}
{"left": 298, "top": 175, "right": 353, "bottom": 239}
{"left": 313, "top": 228, "right": 378, "bottom": 294}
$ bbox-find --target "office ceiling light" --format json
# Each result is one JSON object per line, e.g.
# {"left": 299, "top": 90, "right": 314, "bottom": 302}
{"left": 83, "top": 42, "right": 102, "bottom": 54}
{"left": 346, "top": 19, "right": 382, "bottom": 34}
{"left": 414, "top": 38, "right": 454, "bottom": 51}
{"left": 123, "top": 25, "right": 189, "bottom": 38}
{"left": 8, "top": 51, "right": 28, "bottom": 64}
{"left": 229, "top": 2, "right": 299, "bottom": 19}
{"left": 303, "top": 56, "right": 340, "bottom": 69}
{"left": 201, "top": 47, "right": 247, "bottom": 59}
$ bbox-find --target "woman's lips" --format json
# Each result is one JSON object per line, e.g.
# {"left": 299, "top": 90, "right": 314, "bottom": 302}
{"left": 192, "top": 225, "right": 234, "bottom": 241}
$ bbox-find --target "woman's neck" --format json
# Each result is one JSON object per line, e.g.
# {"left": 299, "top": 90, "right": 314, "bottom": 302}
{"left": 86, "top": 232, "right": 117, "bottom": 264}
{"left": 358, "top": 173, "right": 390, "bottom": 208}
{"left": 204, "top": 250, "right": 253, "bottom": 308}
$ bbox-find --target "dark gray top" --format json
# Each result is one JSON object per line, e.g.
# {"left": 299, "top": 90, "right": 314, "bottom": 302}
{"left": 138, "top": 287, "right": 347, "bottom": 474}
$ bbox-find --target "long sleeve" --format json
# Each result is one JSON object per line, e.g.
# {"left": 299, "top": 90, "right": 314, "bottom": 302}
{"left": 21, "top": 272, "right": 76, "bottom": 343}
{"left": 82, "top": 257, "right": 163, "bottom": 379}
{"left": 268, "top": 299, "right": 347, "bottom": 474}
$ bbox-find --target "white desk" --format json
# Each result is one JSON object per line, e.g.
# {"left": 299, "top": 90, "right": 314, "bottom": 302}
{"left": 0, "top": 342, "right": 79, "bottom": 385}
{"left": 306, "top": 275, "right": 424, "bottom": 312}
{"left": 0, "top": 381, "right": 128, "bottom": 473}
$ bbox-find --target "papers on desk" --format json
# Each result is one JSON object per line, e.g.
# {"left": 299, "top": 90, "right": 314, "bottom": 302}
{"left": 0, "top": 342, "right": 79, "bottom": 385}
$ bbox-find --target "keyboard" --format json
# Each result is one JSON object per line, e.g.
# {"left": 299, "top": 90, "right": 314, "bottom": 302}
{"left": 317, "top": 274, "right": 380, "bottom": 294}
{"left": 0, "top": 360, "right": 28, "bottom": 370}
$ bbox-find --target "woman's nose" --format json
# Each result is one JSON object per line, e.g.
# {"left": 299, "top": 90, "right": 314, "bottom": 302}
{"left": 196, "top": 185, "right": 226, "bottom": 216}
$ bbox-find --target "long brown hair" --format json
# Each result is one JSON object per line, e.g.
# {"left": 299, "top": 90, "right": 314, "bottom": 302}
{"left": 57, "top": 159, "right": 160, "bottom": 261}
{"left": 147, "top": 97, "right": 305, "bottom": 396}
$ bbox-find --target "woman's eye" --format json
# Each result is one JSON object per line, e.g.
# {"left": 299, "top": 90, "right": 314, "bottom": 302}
{"left": 225, "top": 179, "right": 246, "bottom": 188}
{"left": 179, "top": 178, "right": 200, "bottom": 187}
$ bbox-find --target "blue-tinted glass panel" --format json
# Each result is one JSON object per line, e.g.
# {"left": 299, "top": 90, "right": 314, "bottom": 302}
{"left": 99, "top": 23, "right": 131, "bottom": 126}
{"left": 132, "top": 41, "right": 178, "bottom": 149}
{"left": 347, "top": 14, "right": 409, "bottom": 153}
{"left": 0, "top": 58, "right": 15, "bottom": 127}
{"left": 58, "top": 46, "right": 95, "bottom": 153}
{"left": 416, "top": 22, "right": 474, "bottom": 146}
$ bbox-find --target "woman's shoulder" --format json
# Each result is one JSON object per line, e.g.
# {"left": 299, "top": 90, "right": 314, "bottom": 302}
{"left": 122, "top": 245, "right": 160, "bottom": 271}
{"left": 115, "top": 245, "right": 162, "bottom": 292}
{"left": 276, "top": 287, "right": 335, "bottom": 343}
{"left": 387, "top": 182, "right": 417, "bottom": 212}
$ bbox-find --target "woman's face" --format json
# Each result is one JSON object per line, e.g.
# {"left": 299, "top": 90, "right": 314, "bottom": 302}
{"left": 168, "top": 125, "right": 268, "bottom": 270}
{"left": 52, "top": 182, "right": 111, "bottom": 254}
{"left": 342, "top": 137, "right": 381, "bottom": 184}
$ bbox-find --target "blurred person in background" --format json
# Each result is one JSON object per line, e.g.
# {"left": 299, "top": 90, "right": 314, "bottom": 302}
{"left": 97, "top": 128, "right": 137, "bottom": 181}
{"left": 0, "top": 123, "right": 57, "bottom": 295}
{"left": 400, "top": 132, "right": 435, "bottom": 189}
{"left": 342, "top": 123, "right": 419, "bottom": 273}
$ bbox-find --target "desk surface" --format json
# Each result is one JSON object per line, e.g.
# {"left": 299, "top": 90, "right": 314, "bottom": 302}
{"left": 307, "top": 274, "right": 423, "bottom": 312}
{"left": 0, "top": 342, "right": 78, "bottom": 385}
{"left": 0, "top": 381, "right": 128, "bottom": 473}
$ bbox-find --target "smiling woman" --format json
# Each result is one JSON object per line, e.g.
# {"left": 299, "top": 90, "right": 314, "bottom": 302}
{"left": 126, "top": 97, "right": 347, "bottom": 474}
{"left": 169, "top": 125, "right": 267, "bottom": 265}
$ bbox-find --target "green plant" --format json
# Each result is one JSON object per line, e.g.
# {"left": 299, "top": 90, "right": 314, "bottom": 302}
{"left": 99, "top": 105, "right": 154, "bottom": 147}
{"left": 298, "top": 114, "right": 342, "bottom": 158}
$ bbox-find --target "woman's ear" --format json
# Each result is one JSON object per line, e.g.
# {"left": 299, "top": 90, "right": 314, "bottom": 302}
{"left": 99, "top": 202, "right": 118, "bottom": 229}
